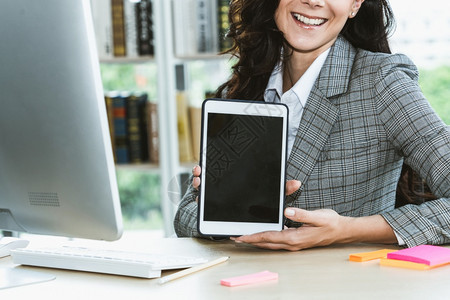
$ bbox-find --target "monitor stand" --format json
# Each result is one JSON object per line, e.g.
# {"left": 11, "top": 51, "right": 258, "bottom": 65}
{"left": 0, "top": 267, "right": 55, "bottom": 290}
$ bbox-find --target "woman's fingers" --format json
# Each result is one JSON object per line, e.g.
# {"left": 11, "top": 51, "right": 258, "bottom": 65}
{"left": 286, "top": 180, "right": 301, "bottom": 195}
{"left": 192, "top": 165, "right": 201, "bottom": 190}
{"left": 192, "top": 165, "right": 201, "bottom": 177}
{"left": 192, "top": 176, "right": 200, "bottom": 190}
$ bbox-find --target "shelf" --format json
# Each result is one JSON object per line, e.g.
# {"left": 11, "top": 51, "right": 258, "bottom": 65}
{"left": 99, "top": 56, "right": 155, "bottom": 64}
{"left": 174, "top": 53, "right": 233, "bottom": 62}
{"left": 113, "top": 162, "right": 196, "bottom": 177}
{"left": 115, "top": 163, "right": 160, "bottom": 173}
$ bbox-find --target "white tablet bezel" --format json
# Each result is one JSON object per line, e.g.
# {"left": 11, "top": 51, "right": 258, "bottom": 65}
{"left": 197, "top": 99, "right": 289, "bottom": 237}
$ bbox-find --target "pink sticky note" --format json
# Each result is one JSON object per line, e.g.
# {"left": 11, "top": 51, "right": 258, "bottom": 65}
{"left": 387, "top": 245, "right": 450, "bottom": 266}
{"left": 220, "top": 270, "right": 278, "bottom": 287}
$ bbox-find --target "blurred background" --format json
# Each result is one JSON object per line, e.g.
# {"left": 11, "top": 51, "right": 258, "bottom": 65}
{"left": 99, "top": 0, "right": 450, "bottom": 238}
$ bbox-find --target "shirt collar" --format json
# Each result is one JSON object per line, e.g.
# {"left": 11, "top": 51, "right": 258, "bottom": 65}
{"left": 265, "top": 48, "right": 331, "bottom": 105}
{"left": 265, "top": 62, "right": 283, "bottom": 102}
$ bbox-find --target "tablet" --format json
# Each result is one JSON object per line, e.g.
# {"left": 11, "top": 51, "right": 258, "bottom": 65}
{"left": 198, "top": 99, "right": 288, "bottom": 237}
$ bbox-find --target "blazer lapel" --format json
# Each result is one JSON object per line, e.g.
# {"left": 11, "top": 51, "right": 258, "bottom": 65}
{"left": 285, "top": 36, "right": 356, "bottom": 203}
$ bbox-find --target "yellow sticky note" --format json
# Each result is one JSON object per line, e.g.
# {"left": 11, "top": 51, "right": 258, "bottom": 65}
{"left": 349, "top": 249, "right": 397, "bottom": 262}
{"left": 380, "top": 258, "right": 450, "bottom": 270}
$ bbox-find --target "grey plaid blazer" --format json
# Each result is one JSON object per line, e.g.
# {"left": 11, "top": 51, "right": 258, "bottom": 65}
{"left": 174, "top": 36, "right": 450, "bottom": 247}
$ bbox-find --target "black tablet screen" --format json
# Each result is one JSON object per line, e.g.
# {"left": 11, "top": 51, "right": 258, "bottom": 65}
{"left": 203, "top": 113, "right": 284, "bottom": 223}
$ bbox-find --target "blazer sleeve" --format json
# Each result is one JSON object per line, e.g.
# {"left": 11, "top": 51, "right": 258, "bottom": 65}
{"left": 374, "top": 54, "right": 450, "bottom": 247}
{"left": 173, "top": 175, "right": 201, "bottom": 237}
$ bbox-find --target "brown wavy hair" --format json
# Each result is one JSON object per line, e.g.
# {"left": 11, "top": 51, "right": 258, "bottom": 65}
{"left": 215, "top": 0, "right": 282, "bottom": 100}
{"left": 215, "top": 0, "right": 437, "bottom": 206}
{"left": 215, "top": 0, "right": 396, "bottom": 100}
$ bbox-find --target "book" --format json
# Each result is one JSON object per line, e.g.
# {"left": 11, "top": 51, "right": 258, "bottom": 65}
{"left": 123, "top": 0, "right": 139, "bottom": 58}
{"left": 217, "top": 0, "right": 232, "bottom": 52}
{"left": 126, "top": 92, "right": 146, "bottom": 163}
{"left": 208, "top": 0, "right": 219, "bottom": 54}
{"left": 171, "top": 0, "right": 185, "bottom": 56}
{"left": 136, "top": 0, "right": 154, "bottom": 56}
{"left": 146, "top": 101, "right": 159, "bottom": 164}
{"left": 172, "top": 0, "right": 197, "bottom": 56}
{"left": 90, "top": 0, "right": 114, "bottom": 59}
{"left": 189, "top": 106, "right": 202, "bottom": 162}
{"left": 111, "top": 0, "right": 127, "bottom": 56}
{"left": 176, "top": 91, "right": 194, "bottom": 163}
{"left": 197, "top": 0, "right": 208, "bottom": 53}
{"left": 137, "top": 92, "right": 149, "bottom": 162}
{"left": 104, "top": 93, "right": 116, "bottom": 160}
{"left": 197, "top": 0, "right": 218, "bottom": 53}
{"left": 111, "top": 91, "right": 129, "bottom": 163}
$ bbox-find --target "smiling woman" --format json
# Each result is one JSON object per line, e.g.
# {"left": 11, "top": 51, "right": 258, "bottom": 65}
{"left": 274, "top": 0, "right": 366, "bottom": 90}
{"left": 274, "top": 0, "right": 359, "bottom": 64}
{"left": 174, "top": 0, "right": 450, "bottom": 251}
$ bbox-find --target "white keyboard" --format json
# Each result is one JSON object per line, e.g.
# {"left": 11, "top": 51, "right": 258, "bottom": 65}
{"left": 11, "top": 246, "right": 208, "bottom": 278}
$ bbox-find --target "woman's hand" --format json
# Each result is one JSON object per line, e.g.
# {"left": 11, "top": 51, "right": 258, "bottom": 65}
{"left": 231, "top": 208, "right": 398, "bottom": 251}
{"left": 191, "top": 165, "right": 301, "bottom": 201}
{"left": 231, "top": 208, "right": 349, "bottom": 251}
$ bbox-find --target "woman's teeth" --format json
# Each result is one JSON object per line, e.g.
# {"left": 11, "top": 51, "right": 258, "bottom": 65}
{"left": 293, "top": 13, "right": 326, "bottom": 26}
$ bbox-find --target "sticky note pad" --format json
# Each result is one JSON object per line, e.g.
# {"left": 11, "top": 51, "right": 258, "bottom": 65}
{"left": 220, "top": 270, "right": 278, "bottom": 287}
{"left": 380, "top": 258, "right": 449, "bottom": 270}
{"left": 387, "top": 245, "right": 450, "bottom": 266}
{"left": 349, "top": 249, "right": 397, "bottom": 262}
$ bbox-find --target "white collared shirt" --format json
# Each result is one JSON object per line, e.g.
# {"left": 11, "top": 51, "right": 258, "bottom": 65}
{"left": 264, "top": 48, "right": 330, "bottom": 157}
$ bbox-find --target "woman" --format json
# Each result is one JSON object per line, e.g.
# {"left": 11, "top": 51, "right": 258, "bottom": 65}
{"left": 174, "top": 0, "right": 450, "bottom": 250}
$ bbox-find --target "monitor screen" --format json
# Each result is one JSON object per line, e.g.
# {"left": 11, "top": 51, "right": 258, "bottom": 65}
{"left": 0, "top": 0, "right": 123, "bottom": 241}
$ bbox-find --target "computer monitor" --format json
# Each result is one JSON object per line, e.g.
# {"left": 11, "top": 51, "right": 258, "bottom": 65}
{"left": 0, "top": 0, "right": 123, "bottom": 241}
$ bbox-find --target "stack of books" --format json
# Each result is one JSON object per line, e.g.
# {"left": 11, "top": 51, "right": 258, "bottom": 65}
{"left": 91, "top": 0, "right": 154, "bottom": 59}
{"left": 105, "top": 91, "right": 159, "bottom": 164}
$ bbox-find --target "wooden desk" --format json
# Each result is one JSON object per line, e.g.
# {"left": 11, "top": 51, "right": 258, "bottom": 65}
{"left": 1, "top": 238, "right": 449, "bottom": 299}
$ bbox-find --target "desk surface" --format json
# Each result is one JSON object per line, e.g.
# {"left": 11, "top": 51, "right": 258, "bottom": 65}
{"left": 1, "top": 237, "right": 449, "bottom": 299}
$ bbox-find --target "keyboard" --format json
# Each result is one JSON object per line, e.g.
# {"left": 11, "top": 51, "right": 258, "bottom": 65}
{"left": 11, "top": 246, "right": 208, "bottom": 278}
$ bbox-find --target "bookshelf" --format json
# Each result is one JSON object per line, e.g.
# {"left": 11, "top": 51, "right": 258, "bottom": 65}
{"left": 93, "top": 0, "right": 232, "bottom": 236}
{"left": 99, "top": 56, "right": 154, "bottom": 64}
